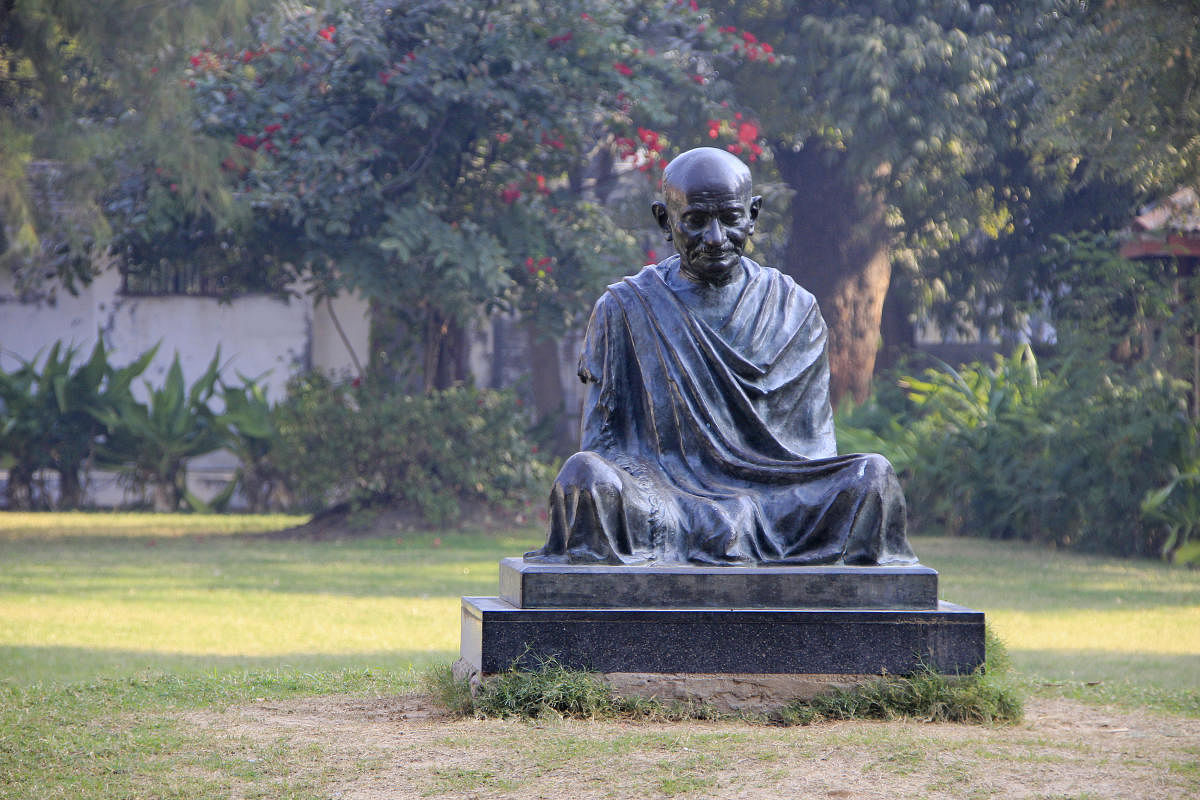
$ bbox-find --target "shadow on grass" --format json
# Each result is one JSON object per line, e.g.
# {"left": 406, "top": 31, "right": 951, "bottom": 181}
{"left": 1012, "top": 648, "right": 1200, "bottom": 689}
{"left": 0, "top": 644, "right": 454, "bottom": 688}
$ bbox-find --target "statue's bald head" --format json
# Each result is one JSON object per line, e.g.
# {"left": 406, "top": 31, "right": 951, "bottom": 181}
{"left": 652, "top": 147, "right": 762, "bottom": 286}
{"left": 661, "top": 147, "right": 753, "bottom": 207}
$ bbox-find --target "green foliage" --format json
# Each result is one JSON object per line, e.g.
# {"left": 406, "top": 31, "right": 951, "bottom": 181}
{"left": 451, "top": 648, "right": 1020, "bottom": 725}
{"left": 779, "top": 666, "right": 1022, "bottom": 726}
{"left": 840, "top": 343, "right": 1195, "bottom": 558}
{"left": 105, "top": 0, "right": 751, "bottom": 387}
{"left": 272, "top": 374, "right": 547, "bottom": 523}
{"left": 93, "top": 351, "right": 225, "bottom": 512}
{"left": 454, "top": 656, "right": 713, "bottom": 722}
{"left": 1, "top": 0, "right": 270, "bottom": 290}
{"left": 471, "top": 656, "right": 621, "bottom": 720}
{"left": 1142, "top": 459, "right": 1200, "bottom": 566}
{"left": 422, "top": 664, "right": 476, "bottom": 718}
{"left": 1027, "top": 0, "right": 1200, "bottom": 194}
{"left": 218, "top": 374, "right": 287, "bottom": 512}
{"left": 0, "top": 338, "right": 154, "bottom": 508}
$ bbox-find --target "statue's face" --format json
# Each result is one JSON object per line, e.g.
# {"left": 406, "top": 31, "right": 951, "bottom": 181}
{"left": 654, "top": 152, "right": 761, "bottom": 286}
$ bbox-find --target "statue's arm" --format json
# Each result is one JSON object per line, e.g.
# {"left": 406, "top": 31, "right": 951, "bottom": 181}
{"left": 577, "top": 293, "right": 617, "bottom": 451}
{"left": 806, "top": 304, "right": 837, "bottom": 458}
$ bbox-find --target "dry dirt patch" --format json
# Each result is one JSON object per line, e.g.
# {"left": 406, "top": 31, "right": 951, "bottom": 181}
{"left": 186, "top": 694, "right": 1200, "bottom": 799}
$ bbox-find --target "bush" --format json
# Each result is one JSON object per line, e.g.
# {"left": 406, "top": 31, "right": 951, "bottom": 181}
{"left": 839, "top": 346, "right": 1195, "bottom": 558}
{"left": 273, "top": 374, "right": 548, "bottom": 524}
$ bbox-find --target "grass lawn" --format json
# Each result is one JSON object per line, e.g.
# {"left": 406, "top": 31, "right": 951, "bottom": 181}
{"left": 1, "top": 512, "right": 1197, "bottom": 798}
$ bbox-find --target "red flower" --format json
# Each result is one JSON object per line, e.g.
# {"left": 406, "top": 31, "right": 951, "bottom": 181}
{"left": 689, "top": 0, "right": 699, "bottom": 9}
{"left": 501, "top": 184, "right": 521, "bottom": 204}
{"left": 242, "top": 50, "right": 255, "bottom": 62}
{"left": 264, "top": 123, "right": 282, "bottom": 134}
{"left": 742, "top": 31, "right": 758, "bottom": 44}
{"left": 726, "top": 143, "right": 743, "bottom": 155}
{"left": 691, "top": 73, "right": 705, "bottom": 84}
{"left": 535, "top": 174, "right": 549, "bottom": 194}
{"left": 169, "top": 183, "right": 178, "bottom": 192}
{"left": 581, "top": 12, "right": 592, "bottom": 21}
{"left": 378, "top": 70, "right": 391, "bottom": 85}
{"left": 646, "top": 249, "right": 658, "bottom": 263}
{"left": 496, "top": 132, "right": 511, "bottom": 143}
{"left": 189, "top": 55, "right": 202, "bottom": 67}
{"left": 762, "top": 42, "right": 774, "bottom": 54}
{"left": 317, "top": 25, "right": 336, "bottom": 42}
{"left": 548, "top": 32, "right": 573, "bottom": 47}
{"left": 236, "top": 133, "right": 260, "bottom": 150}
{"left": 737, "top": 121, "right": 759, "bottom": 144}
{"left": 613, "top": 62, "right": 633, "bottom": 77}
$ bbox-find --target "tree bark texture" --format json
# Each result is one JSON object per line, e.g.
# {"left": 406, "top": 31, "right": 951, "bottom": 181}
{"left": 774, "top": 140, "right": 892, "bottom": 406}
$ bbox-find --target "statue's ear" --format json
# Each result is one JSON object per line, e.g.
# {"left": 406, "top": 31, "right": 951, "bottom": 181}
{"left": 651, "top": 201, "right": 673, "bottom": 241}
{"left": 747, "top": 195, "right": 763, "bottom": 234}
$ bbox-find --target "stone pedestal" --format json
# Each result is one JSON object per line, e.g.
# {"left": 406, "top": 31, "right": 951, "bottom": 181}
{"left": 458, "top": 558, "right": 986, "bottom": 707}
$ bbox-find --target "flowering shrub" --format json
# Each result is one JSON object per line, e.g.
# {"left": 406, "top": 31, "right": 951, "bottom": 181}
{"left": 107, "top": 0, "right": 780, "bottom": 388}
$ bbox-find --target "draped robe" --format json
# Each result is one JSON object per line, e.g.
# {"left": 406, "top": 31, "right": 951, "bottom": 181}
{"left": 527, "top": 257, "right": 915, "bottom": 566}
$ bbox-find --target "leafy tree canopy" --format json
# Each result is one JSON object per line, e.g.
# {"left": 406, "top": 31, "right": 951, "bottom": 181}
{"left": 0, "top": 0, "right": 267, "bottom": 292}
{"left": 107, "top": 0, "right": 758, "bottom": 386}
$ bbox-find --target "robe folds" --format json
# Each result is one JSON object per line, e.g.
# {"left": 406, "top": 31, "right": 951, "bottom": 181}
{"left": 527, "top": 257, "right": 916, "bottom": 566}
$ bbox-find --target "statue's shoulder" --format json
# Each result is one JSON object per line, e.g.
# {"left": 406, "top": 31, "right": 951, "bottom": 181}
{"left": 597, "top": 261, "right": 671, "bottom": 302}
{"left": 745, "top": 258, "right": 820, "bottom": 316}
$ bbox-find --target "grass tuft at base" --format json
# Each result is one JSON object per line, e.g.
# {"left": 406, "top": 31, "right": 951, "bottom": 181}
{"left": 426, "top": 635, "right": 1023, "bottom": 726}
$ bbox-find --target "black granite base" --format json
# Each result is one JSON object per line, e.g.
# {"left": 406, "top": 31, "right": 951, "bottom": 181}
{"left": 500, "top": 558, "right": 939, "bottom": 610}
{"left": 460, "top": 596, "right": 986, "bottom": 676}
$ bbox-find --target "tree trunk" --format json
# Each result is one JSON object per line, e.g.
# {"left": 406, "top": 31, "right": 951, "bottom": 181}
{"left": 524, "top": 324, "right": 574, "bottom": 456}
{"left": 774, "top": 139, "right": 893, "bottom": 406}
{"left": 877, "top": 279, "right": 915, "bottom": 374}
{"left": 5, "top": 462, "right": 35, "bottom": 510}
{"left": 152, "top": 480, "right": 176, "bottom": 512}
{"left": 423, "top": 309, "right": 469, "bottom": 392}
{"left": 56, "top": 467, "right": 83, "bottom": 510}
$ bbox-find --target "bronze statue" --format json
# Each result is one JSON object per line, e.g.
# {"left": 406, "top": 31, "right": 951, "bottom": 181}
{"left": 527, "top": 147, "right": 915, "bottom": 566}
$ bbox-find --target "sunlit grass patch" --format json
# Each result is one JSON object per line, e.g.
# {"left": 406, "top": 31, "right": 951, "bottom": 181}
{"left": 0, "top": 511, "right": 309, "bottom": 541}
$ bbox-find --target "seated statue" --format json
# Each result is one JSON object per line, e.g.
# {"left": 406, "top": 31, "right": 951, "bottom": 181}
{"left": 526, "top": 147, "right": 916, "bottom": 566}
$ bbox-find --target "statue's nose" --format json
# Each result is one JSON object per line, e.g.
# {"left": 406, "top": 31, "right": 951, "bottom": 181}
{"left": 703, "top": 218, "right": 725, "bottom": 246}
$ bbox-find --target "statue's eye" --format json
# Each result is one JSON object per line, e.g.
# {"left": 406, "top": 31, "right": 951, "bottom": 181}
{"left": 721, "top": 212, "right": 742, "bottom": 225}
{"left": 682, "top": 213, "right": 707, "bottom": 227}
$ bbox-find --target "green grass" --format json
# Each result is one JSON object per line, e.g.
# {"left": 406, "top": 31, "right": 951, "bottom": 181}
{"left": 0, "top": 513, "right": 1198, "bottom": 798}
{"left": 0, "top": 512, "right": 538, "bottom": 684}
{"left": 917, "top": 535, "right": 1200, "bottom": 713}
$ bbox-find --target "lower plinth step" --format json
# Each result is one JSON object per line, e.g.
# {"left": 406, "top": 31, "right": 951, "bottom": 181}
{"left": 460, "top": 596, "right": 985, "bottom": 676}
